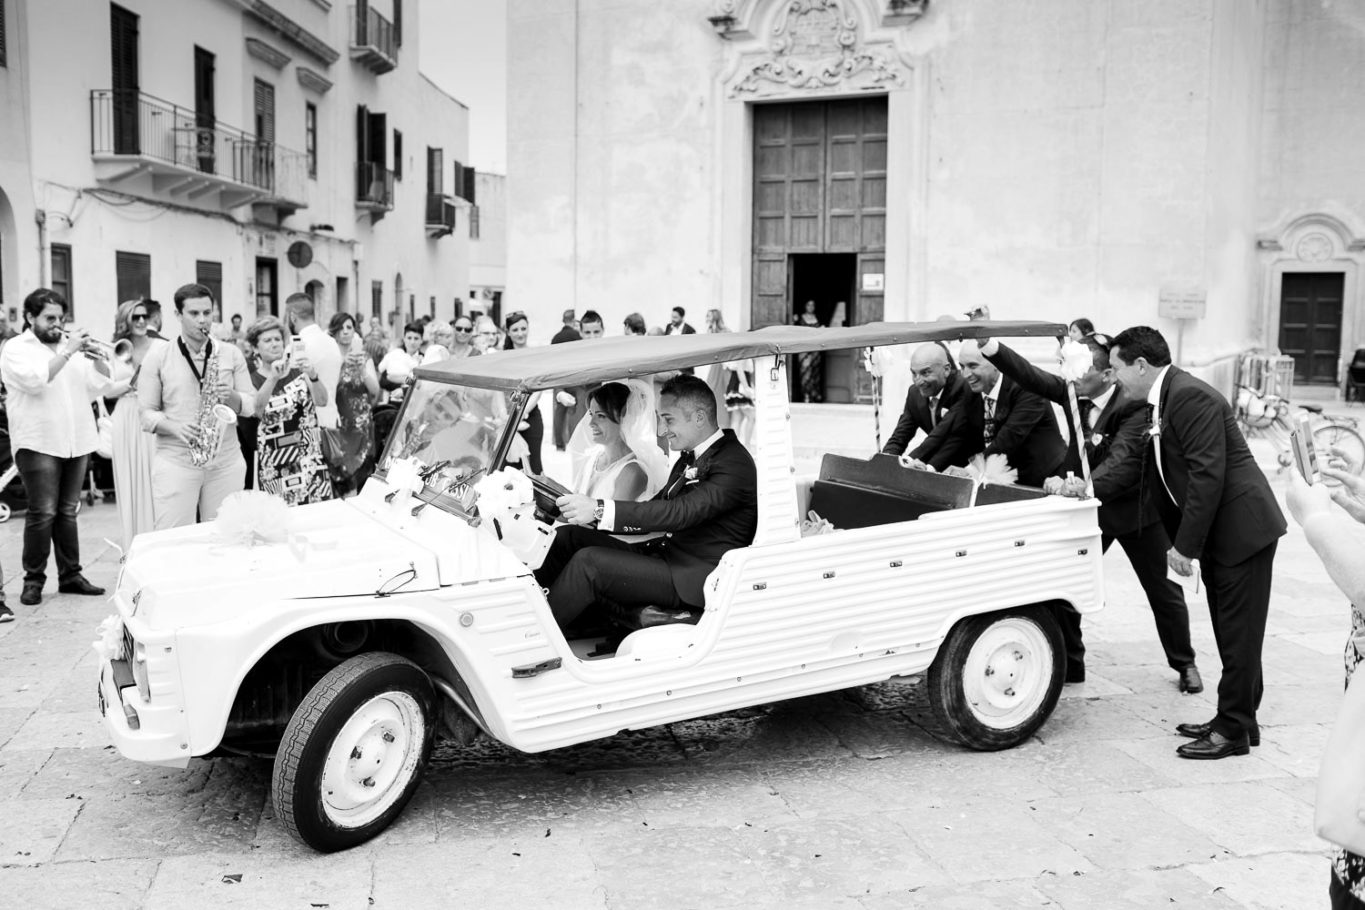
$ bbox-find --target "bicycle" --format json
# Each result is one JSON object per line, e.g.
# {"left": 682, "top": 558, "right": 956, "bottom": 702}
{"left": 1235, "top": 386, "right": 1365, "bottom": 480}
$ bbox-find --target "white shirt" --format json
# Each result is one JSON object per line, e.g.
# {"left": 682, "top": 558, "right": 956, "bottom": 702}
{"left": 0, "top": 330, "right": 113, "bottom": 458}
{"left": 600, "top": 428, "right": 725, "bottom": 531}
{"left": 1146, "top": 365, "right": 1174, "bottom": 500}
{"left": 378, "top": 349, "right": 419, "bottom": 402}
{"left": 299, "top": 323, "right": 342, "bottom": 428}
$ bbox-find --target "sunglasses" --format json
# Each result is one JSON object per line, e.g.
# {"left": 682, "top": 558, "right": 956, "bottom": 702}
{"left": 453, "top": 326, "right": 473, "bottom": 333}
{"left": 130, "top": 313, "right": 149, "bottom": 321}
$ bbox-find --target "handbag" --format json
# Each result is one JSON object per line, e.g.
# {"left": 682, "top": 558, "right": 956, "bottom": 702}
{"left": 95, "top": 399, "right": 114, "bottom": 460}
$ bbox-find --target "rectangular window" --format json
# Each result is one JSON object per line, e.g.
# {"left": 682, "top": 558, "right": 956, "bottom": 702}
{"left": 429, "top": 295, "right": 436, "bottom": 317}
{"left": 469, "top": 205, "right": 480, "bottom": 240}
{"left": 371, "top": 280, "right": 383, "bottom": 319}
{"left": 254, "top": 79, "right": 275, "bottom": 143}
{"left": 51, "top": 245, "right": 74, "bottom": 311}
{"left": 255, "top": 257, "right": 277, "bottom": 316}
{"left": 463, "top": 165, "right": 477, "bottom": 204}
{"left": 196, "top": 260, "right": 223, "bottom": 313}
{"left": 393, "top": 129, "right": 402, "bottom": 180}
{"left": 451, "top": 159, "right": 463, "bottom": 200}
{"left": 305, "top": 102, "right": 318, "bottom": 179}
{"left": 426, "top": 146, "right": 443, "bottom": 196}
{"left": 115, "top": 250, "right": 151, "bottom": 305}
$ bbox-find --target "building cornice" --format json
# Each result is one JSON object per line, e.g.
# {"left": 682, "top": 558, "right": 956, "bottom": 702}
{"left": 220, "top": 0, "right": 340, "bottom": 66}
{"left": 297, "top": 66, "right": 334, "bottom": 94}
{"left": 245, "top": 37, "right": 291, "bottom": 69}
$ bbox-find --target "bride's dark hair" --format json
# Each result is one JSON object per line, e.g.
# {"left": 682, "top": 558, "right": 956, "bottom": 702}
{"left": 588, "top": 382, "right": 631, "bottom": 423}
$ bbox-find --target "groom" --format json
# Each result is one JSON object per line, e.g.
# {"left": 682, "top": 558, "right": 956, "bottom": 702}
{"left": 534, "top": 374, "right": 758, "bottom": 626}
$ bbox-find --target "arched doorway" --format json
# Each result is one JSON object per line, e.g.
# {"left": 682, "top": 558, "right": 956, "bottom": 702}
{"left": 0, "top": 185, "right": 18, "bottom": 323}
{"left": 304, "top": 279, "right": 326, "bottom": 314}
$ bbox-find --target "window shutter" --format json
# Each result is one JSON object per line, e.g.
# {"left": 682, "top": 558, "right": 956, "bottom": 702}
{"left": 452, "top": 160, "right": 464, "bottom": 200}
{"left": 464, "top": 166, "right": 477, "bottom": 205}
{"left": 427, "top": 147, "right": 443, "bottom": 196}
{"left": 115, "top": 251, "right": 152, "bottom": 304}
{"left": 254, "top": 79, "right": 275, "bottom": 143}
{"left": 393, "top": 129, "right": 402, "bottom": 180}
{"left": 196, "top": 260, "right": 223, "bottom": 308}
{"left": 1, "top": 1, "right": 8, "bottom": 68}
{"left": 393, "top": 0, "right": 402, "bottom": 47}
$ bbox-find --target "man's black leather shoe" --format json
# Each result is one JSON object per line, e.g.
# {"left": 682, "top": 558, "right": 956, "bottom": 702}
{"left": 1177, "top": 720, "right": 1259, "bottom": 748}
{"left": 1178, "top": 666, "right": 1204, "bottom": 694}
{"left": 1176, "top": 730, "right": 1250, "bottom": 759}
{"left": 57, "top": 576, "right": 105, "bottom": 596}
{"left": 1065, "top": 666, "right": 1086, "bottom": 684}
{"left": 19, "top": 583, "right": 42, "bottom": 606}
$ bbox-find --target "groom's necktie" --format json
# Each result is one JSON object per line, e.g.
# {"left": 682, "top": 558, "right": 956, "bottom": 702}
{"left": 663, "top": 450, "right": 695, "bottom": 499}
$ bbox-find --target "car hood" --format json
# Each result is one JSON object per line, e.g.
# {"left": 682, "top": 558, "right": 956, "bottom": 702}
{"left": 118, "top": 499, "right": 442, "bottom": 628}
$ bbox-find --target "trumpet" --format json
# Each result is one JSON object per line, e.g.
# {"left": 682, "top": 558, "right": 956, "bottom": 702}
{"left": 60, "top": 330, "right": 133, "bottom": 364}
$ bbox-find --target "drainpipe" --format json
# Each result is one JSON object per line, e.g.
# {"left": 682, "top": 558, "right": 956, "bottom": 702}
{"left": 35, "top": 210, "right": 50, "bottom": 287}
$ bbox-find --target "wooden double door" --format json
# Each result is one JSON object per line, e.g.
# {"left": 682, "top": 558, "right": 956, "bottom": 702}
{"left": 751, "top": 97, "right": 888, "bottom": 331}
{"left": 1279, "top": 272, "right": 1344, "bottom": 385}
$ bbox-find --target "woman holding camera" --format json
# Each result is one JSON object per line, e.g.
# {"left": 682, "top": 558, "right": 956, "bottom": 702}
{"left": 247, "top": 316, "right": 332, "bottom": 506}
{"left": 326, "top": 313, "right": 380, "bottom": 495}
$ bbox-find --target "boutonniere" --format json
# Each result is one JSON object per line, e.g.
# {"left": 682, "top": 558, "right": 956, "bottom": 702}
{"left": 1089, "top": 432, "right": 1104, "bottom": 447}
{"left": 683, "top": 466, "right": 699, "bottom": 481}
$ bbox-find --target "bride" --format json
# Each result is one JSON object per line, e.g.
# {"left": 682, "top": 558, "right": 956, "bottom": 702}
{"left": 567, "top": 380, "right": 669, "bottom": 502}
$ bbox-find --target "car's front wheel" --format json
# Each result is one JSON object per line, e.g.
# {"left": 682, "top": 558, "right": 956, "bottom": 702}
{"left": 272, "top": 652, "right": 435, "bottom": 852}
{"left": 916, "top": 606, "right": 1065, "bottom": 751}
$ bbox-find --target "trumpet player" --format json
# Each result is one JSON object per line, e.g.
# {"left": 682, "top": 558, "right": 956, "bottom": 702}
{"left": 0, "top": 288, "right": 117, "bottom": 611}
{"left": 137, "top": 283, "right": 255, "bottom": 530}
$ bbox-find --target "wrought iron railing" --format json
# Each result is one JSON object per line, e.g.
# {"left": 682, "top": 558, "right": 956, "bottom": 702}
{"left": 357, "top": 161, "right": 395, "bottom": 208}
{"left": 425, "top": 193, "right": 456, "bottom": 229}
{"left": 90, "top": 90, "right": 308, "bottom": 203}
{"left": 350, "top": 5, "right": 397, "bottom": 62}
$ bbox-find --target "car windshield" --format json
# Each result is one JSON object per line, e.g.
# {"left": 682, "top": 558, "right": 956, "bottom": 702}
{"left": 378, "top": 380, "right": 511, "bottom": 498}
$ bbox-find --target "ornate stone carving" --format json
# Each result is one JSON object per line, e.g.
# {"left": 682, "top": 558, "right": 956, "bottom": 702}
{"left": 730, "top": 0, "right": 906, "bottom": 97}
{"left": 1296, "top": 232, "right": 1333, "bottom": 263}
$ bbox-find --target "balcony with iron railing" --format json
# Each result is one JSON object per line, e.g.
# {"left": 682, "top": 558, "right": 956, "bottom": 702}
{"left": 90, "top": 89, "right": 308, "bottom": 215}
{"left": 350, "top": 5, "right": 397, "bottom": 74}
{"left": 356, "top": 161, "right": 395, "bottom": 217}
{"left": 425, "top": 193, "right": 456, "bottom": 237}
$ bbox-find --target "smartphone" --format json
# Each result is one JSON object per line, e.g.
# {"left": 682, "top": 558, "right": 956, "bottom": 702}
{"left": 286, "top": 335, "right": 304, "bottom": 369}
{"left": 1290, "top": 413, "right": 1320, "bottom": 484}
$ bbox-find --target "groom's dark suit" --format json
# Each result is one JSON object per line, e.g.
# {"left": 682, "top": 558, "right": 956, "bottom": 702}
{"left": 985, "top": 342, "right": 1196, "bottom": 679}
{"left": 1150, "top": 366, "right": 1285, "bottom": 739}
{"left": 534, "top": 429, "right": 757, "bottom": 625}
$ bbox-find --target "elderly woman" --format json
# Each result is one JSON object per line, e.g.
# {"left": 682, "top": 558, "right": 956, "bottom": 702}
{"left": 421, "top": 321, "right": 456, "bottom": 364}
{"left": 109, "top": 298, "right": 166, "bottom": 545}
{"left": 325, "top": 313, "right": 380, "bottom": 495}
{"left": 246, "top": 316, "right": 332, "bottom": 505}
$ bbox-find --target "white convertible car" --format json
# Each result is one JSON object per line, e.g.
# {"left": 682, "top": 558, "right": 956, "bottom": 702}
{"left": 97, "top": 320, "right": 1103, "bottom": 851}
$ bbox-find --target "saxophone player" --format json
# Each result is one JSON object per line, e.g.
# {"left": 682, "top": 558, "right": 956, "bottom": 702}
{"left": 137, "top": 283, "right": 255, "bottom": 530}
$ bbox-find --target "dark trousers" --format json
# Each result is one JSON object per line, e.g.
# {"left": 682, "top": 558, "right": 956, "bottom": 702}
{"left": 518, "top": 407, "right": 545, "bottom": 475}
{"left": 552, "top": 400, "right": 572, "bottom": 449}
{"left": 14, "top": 449, "right": 88, "bottom": 586}
{"left": 1202, "top": 539, "right": 1277, "bottom": 738}
{"left": 1106, "top": 521, "right": 1197, "bottom": 670}
{"left": 533, "top": 525, "right": 683, "bottom": 626}
{"left": 1332, "top": 870, "right": 1365, "bottom": 909}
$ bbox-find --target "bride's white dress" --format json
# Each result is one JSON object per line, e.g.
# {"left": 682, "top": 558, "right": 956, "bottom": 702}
{"left": 572, "top": 450, "right": 643, "bottom": 501}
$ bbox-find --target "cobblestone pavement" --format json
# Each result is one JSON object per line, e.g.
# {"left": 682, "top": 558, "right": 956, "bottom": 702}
{"left": 0, "top": 425, "right": 1353, "bottom": 909}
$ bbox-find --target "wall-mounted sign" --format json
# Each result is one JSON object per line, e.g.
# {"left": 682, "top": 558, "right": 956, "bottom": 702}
{"left": 861, "top": 273, "right": 885, "bottom": 292}
{"left": 1158, "top": 286, "right": 1206, "bottom": 320}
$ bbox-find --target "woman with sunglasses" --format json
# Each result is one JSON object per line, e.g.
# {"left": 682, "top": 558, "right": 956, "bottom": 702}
{"left": 108, "top": 298, "right": 167, "bottom": 546}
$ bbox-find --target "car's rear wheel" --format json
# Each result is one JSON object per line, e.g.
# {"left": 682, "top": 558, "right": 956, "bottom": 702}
{"left": 915, "top": 606, "right": 1064, "bottom": 751}
{"left": 272, "top": 652, "right": 434, "bottom": 852}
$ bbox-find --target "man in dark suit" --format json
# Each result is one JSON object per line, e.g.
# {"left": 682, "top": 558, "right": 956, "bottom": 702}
{"left": 665, "top": 306, "right": 696, "bottom": 336}
{"left": 949, "top": 340, "right": 1066, "bottom": 488}
{"left": 882, "top": 343, "right": 976, "bottom": 471}
{"left": 550, "top": 309, "right": 582, "bottom": 450}
{"left": 1111, "top": 326, "right": 1286, "bottom": 760}
{"left": 535, "top": 374, "right": 757, "bottom": 627}
{"left": 981, "top": 335, "right": 1200, "bottom": 691}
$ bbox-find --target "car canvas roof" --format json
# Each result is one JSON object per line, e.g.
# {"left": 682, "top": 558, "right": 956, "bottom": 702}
{"left": 414, "top": 320, "right": 1068, "bottom": 392}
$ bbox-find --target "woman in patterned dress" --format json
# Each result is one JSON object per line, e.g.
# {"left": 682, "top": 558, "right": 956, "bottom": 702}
{"left": 247, "top": 316, "right": 333, "bottom": 506}
{"left": 1286, "top": 451, "right": 1365, "bottom": 909}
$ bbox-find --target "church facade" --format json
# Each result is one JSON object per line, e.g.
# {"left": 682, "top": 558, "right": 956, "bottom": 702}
{"left": 508, "top": 0, "right": 1365, "bottom": 398}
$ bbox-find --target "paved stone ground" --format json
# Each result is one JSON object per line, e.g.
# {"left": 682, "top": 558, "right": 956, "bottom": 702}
{"left": 0, "top": 417, "right": 1357, "bottom": 908}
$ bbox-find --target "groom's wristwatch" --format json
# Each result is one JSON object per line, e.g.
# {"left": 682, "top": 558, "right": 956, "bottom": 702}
{"left": 593, "top": 500, "right": 605, "bottom": 524}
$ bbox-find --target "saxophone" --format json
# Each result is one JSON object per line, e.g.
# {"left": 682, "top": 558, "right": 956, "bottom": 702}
{"left": 188, "top": 347, "right": 237, "bottom": 467}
